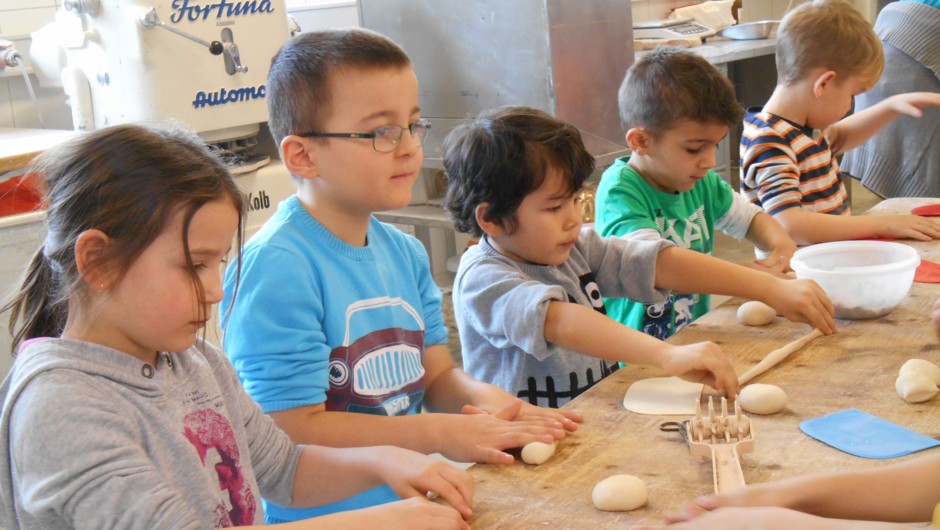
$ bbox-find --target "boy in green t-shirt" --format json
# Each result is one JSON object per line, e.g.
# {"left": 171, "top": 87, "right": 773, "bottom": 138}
{"left": 595, "top": 47, "right": 797, "bottom": 340}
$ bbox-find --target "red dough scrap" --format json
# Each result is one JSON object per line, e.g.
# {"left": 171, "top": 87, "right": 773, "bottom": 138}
{"left": 910, "top": 204, "right": 940, "bottom": 217}
{"left": 915, "top": 259, "right": 940, "bottom": 283}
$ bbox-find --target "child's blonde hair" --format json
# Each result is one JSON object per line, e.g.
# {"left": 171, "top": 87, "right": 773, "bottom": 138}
{"left": 776, "top": 0, "right": 884, "bottom": 88}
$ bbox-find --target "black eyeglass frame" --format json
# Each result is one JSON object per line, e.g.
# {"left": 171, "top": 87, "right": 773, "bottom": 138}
{"left": 296, "top": 118, "right": 432, "bottom": 153}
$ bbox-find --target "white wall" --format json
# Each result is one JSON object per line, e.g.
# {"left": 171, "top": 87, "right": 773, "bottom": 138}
{"left": 288, "top": 0, "right": 359, "bottom": 30}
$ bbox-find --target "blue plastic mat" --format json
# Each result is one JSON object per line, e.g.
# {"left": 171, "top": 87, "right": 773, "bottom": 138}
{"left": 799, "top": 408, "right": 940, "bottom": 459}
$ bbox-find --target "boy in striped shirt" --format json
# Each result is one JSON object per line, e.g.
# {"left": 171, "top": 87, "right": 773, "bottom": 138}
{"left": 741, "top": 0, "right": 940, "bottom": 244}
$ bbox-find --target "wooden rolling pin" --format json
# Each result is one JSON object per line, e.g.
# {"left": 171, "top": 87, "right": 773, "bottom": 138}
{"left": 738, "top": 328, "right": 824, "bottom": 386}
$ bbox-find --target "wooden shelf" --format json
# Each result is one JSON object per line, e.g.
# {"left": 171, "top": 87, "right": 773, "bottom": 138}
{"left": 0, "top": 128, "right": 78, "bottom": 174}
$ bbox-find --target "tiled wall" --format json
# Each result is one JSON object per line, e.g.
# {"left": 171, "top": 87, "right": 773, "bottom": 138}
{"left": 0, "top": 0, "right": 71, "bottom": 130}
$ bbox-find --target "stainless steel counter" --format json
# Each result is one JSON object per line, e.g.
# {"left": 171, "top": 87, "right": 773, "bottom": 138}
{"left": 680, "top": 37, "right": 777, "bottom": 65}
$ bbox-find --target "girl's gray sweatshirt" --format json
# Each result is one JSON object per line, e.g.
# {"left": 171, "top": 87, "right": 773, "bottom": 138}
{"left": 0, "top": 338, "right": 301, "bottom": 529}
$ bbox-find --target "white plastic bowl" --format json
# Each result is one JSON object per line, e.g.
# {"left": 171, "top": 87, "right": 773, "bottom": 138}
{"left": 790, "top": 241, "right": 920, "bottom": 319}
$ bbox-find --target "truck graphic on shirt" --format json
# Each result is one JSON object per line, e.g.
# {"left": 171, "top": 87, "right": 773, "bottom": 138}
{"left": 325, "top": 297, "right": 426, "bottom": 416}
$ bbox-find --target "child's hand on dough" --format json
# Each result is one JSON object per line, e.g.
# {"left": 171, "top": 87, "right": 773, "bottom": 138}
{"left": 352, "top": 497, "right": 471, "bottom": 530}
{"left": 659, "top": 342, "right": 739, "bottom": 399}
{"left": 372, "top": 447, "right": 474, "bottom": 520}
{"left": 422, "top": 401, "right": 565, "bottom": 465}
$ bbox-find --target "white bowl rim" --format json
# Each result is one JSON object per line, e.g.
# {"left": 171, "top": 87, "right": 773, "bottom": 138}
{"left": 791, "top": 240, "right": 921, "bottom": 276}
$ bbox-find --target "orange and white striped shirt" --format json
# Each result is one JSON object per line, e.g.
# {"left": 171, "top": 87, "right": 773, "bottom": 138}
{"left": 740, "top": 110, "right": 849, "bottom": 217}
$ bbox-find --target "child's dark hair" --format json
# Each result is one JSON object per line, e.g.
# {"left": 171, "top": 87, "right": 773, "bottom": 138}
{"left": 443, "top": 106, "right": 594, "bottom": 236}
{"left": 3, "top": 123, "right": 245, "bottom": 353}
{"left": 618, "top": 46, "right": 743, "bottom": 136}
{"left": 266, "top": 28, "right": 412, "bottom": 147}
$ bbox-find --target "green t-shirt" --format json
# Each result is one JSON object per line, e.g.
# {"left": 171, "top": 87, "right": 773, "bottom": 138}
{"left": 595, "top": 157, "right": 736, "bottom": 339}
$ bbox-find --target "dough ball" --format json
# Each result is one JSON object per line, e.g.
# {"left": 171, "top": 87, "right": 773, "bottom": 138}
{"left": 737, "top": 301, "right": 776, "bottom": 326}
{"left": 895, "top": 372, "right": 938, "bottom": 403}
{"left": 899, "top": 359, "right": 940, "bottom": 386}
{"left": 521, "top": 441, "right": 556, "bottom": 465}
{"left": 592, "top": 474, "right": 647, "bottom": 511}
{"left": 738, "top": 383, "right": 787, "bottom": 415}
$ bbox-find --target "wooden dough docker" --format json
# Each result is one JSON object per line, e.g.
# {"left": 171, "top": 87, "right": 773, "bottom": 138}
{"left": 683, "top": 396, "right": 755, "bottom": 494}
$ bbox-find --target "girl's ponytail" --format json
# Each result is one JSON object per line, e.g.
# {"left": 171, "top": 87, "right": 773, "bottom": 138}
{"left": 4, "top": 246, "right": 65, "bottom": 352}
{"left": 3, "top": 123, "right": 243, "bottom": 356}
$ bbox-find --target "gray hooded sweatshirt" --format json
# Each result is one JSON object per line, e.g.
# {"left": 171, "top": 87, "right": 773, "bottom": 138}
{"left": 0, "top": 338, "right": 301, "bottom": 529}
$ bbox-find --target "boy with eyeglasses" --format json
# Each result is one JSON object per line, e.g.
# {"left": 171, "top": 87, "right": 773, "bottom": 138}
{"left": 221, "top": 29, "right": 580, "bottom": 524}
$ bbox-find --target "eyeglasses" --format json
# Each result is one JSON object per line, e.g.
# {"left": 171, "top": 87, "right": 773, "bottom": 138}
{"left": 297, "top": 119, "right": 431, "bottom": 153}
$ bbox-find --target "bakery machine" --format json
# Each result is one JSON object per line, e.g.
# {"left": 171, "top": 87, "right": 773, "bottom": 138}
{"left": 24, "top": 0, "right": 299, "bottom": 226}
{"left": 0, "top": 0, "right": 298, "bottom": 366}
{"left": 29, "top": 0, "right": 290, "bottom": 161}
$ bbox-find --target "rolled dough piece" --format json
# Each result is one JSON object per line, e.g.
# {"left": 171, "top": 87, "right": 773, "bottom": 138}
{"left": 737, "top": 301, "right": 776, "bottom": 326}
{"left": 899, "top": 358, "right": 940, "bottom": 386}
{"left": 738, "top": 329, "right": 823, "bottom": 386}
{"left": 738, "top": 383, "right": 787, "bottom": 414}
{"left": 592, "top": 474, "right": 647, "bottom": 511}
{"left": 521, "top": 441, "right": 556, "bottom": 465}
{"left": 895, "top": 372, "right": 938, "bottom": 403}
{"left": 622, "top": 376, "right": 704, "bottom": 415}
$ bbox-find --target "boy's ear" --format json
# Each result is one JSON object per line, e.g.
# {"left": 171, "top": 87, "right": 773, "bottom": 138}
{"left": 474, "top": 203, "right": 505, "bottom": 237}
{"left": 813, "top": 70, "right": 838, "bottom": 98}
{"left": 280, "top": 135, "right": 319, "bottom": 180}
{"left": 74, "top": 229, "right": 115, "bottom": 292}
{"left": 625, "top": 128, "right": 652, "bottom": 154}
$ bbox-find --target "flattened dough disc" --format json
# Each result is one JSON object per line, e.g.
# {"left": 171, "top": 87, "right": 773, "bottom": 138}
{"left": 622, "top": 376, "right": 704, "bottom": 415}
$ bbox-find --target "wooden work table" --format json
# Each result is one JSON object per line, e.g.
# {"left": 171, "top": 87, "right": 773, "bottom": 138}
{"left": 466, "top": 198, "right": 940, "bottom": 529}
